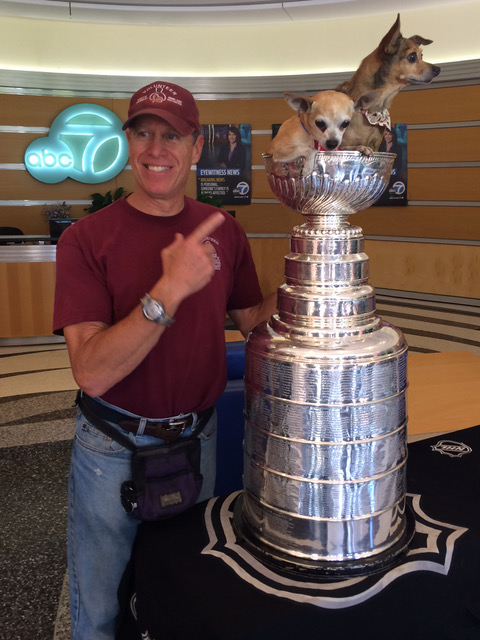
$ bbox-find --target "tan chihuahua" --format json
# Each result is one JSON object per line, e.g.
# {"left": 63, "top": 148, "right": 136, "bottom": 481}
{"left": 337, "top": 14, "right": 440, "bottom": 152}
{"left": 266, "top": 89, "right": 377, "bottom": 174}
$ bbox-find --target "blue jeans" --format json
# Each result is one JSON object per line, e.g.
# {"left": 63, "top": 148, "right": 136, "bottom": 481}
{"left": 68, "top": 398, "right": 217, "bottom": 640}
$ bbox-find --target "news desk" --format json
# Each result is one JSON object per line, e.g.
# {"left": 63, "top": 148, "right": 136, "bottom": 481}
{"left": 116, "top": 351, "right": 480, "bottom": 640}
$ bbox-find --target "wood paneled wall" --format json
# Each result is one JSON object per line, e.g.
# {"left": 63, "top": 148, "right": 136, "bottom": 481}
{"left": 0, "top": 84, "right": 479, "bottom": 301}
{"left": 0, "top": 261, "right": 56, "bottom": 336}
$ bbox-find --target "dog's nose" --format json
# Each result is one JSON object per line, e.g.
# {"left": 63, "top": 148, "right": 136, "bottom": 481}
{"left": 326, "top": 139, "right": 339, "bottom": 150}
{"left": 432, "top": 65, "right": 441, "bottom": 77}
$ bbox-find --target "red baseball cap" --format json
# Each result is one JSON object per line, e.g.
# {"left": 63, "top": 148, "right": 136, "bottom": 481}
{"left": 122, "top": 81, "right": 200, "bottom": 136}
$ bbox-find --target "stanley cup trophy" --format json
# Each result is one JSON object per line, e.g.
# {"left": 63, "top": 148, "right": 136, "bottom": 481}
{"left": 233, "top": 151, "right": 415, "bottom": 578}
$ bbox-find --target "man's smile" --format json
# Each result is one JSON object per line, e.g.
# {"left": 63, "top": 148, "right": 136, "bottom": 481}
{"left": 146, "top": 164, "right": 171, "bottom": 172}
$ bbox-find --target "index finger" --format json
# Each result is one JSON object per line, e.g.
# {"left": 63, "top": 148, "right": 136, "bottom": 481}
{"left": 188, "top": 212, "right": 225, "bottom": 243}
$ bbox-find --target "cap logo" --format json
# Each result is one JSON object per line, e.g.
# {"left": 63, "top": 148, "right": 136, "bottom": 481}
{"left": 141, "top": 83, "right": 184, "bottom": 108}
{"left": 150, "top": 89, "right": 167, "bottom": 104}
{"left": 124, "top": 81, "right": 198, "bottom": 134}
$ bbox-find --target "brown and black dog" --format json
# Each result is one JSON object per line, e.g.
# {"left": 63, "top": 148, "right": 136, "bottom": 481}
{"left": 337, "top": 14, "right": 440, "bottom": 153}
{"left": 266, "top": 89, "right": 377, "bottom": 174}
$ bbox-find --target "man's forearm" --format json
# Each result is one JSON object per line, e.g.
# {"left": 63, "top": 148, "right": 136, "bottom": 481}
{"left": 64, "top": 305, "right": 169, "bottom": 398}
{"left": 229, "top": 291, "right": 278, "bottom": 338}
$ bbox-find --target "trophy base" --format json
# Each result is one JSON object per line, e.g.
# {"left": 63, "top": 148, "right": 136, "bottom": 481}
{"left": 233, "top": 492, "right": 416, "bottom": 581}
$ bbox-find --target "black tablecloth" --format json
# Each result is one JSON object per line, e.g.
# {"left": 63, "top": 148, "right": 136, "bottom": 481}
{"left": 117, "top": 426, "right": 480, "bottom": 640}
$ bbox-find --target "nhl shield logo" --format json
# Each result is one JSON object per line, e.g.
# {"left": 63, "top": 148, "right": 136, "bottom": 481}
{"left": 201, "top": 492, "right": 468, "bottom": 609}
{"left": 431, "top": 440, "right": 472, "bottom": 458}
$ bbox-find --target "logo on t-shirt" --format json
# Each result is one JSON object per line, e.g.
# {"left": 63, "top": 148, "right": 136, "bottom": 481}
{"left": 203, "top": 236, "right": 221, "bottom": 271}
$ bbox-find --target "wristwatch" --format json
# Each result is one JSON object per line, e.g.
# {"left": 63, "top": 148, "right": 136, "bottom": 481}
{"left": 140, "top": 294, "right": 175, "bottom": 327}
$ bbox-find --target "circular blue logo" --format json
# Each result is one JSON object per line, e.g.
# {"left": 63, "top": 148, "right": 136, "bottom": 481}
{"left": 24, "top": 104, "right": 128, "bottom": 184}
{"left": 391, "top": 181, "right": 406, "bottom": 195}
{"left": 236, "top": 181, "right": 250, "bottom": 196}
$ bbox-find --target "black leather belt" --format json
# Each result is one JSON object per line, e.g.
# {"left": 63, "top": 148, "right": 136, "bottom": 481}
{"left": 77, "top": 391, "right": 214, "bottom": 443}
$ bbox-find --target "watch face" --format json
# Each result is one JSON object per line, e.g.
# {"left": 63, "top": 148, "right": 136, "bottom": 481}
{"left": 147, "top": 300, "right": 162, "bottom": 320}
{"left": 141, "top": 296, "right": 173, "bottom": 326}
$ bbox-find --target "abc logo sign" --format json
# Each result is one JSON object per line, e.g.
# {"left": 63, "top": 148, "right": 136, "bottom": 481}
{"left": 24, "top": 104, "right": 128, "bottom": 184}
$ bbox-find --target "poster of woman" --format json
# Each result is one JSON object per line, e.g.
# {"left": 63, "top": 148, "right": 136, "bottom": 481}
{"left": 197, "top": 124, "right": 252, "bottom": 206}
{"left": 374, "top": 124, "right": 408, "bottom": 206}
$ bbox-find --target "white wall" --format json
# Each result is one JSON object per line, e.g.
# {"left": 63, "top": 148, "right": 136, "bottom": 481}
{"left": 1, "top": 2, "right": 478, "bottom": 78}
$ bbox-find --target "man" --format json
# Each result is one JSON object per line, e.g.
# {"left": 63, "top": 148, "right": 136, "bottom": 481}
{"left": 53, "top": 80, "right": 275, "bottom": 640}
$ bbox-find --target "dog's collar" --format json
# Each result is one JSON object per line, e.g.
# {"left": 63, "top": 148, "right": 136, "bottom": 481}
{"left": 298, "top": 115, "right": 336, "bottom": 151}
{"left": 361, "top": 108, "right": 392, "bottom": 131}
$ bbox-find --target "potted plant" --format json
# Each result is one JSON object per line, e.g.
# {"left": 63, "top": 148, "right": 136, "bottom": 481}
{"left": 85, "top": 187, "right": 126, "bottom": 213}
{"left": 42, "top": 201, "right": 75, "bottom": 239}
{"left": 196, "top": 193, "right": 235, "bottom": 217}
{"left": 196, "top": 193, "right": 224, "bottom": 209}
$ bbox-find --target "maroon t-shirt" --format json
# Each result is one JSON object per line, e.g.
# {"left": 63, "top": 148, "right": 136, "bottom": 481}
{"left": 53, "top": 197, "right": 262, "bottom": 417}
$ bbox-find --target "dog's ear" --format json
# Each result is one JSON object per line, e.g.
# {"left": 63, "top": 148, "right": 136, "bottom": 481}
{"left": 353, "top": 90, "right": 380, "bottom": 112}
{"left": 379, "top": 13, "right": 402, "bottom": 56}
{"left": 408, "top": 35, "right": 433, "bottom": 46}
{"left": 284, "top": 93, "right": 314, "bottom": 114}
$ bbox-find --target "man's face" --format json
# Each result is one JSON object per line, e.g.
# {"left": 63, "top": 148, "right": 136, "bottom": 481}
{"left": 127, "top": 115, "right": 203, "bottom": 212}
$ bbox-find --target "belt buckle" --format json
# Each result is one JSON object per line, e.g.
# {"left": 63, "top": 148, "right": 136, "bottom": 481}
{"left": 163, "top": 416, "right": 191, "bottom": 437}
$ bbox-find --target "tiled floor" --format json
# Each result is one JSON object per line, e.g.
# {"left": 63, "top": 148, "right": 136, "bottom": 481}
{"left": 0, "top": 295, "right": 479, "bottom": 639}
{"left": 376, "top": 295, "right": 480, "bottom": 356}
{"left": 0, "top": 345, "right": 76, "bottom": 640}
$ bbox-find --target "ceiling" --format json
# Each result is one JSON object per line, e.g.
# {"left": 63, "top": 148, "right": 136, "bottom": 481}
{"left": 0, "top": 0, "right": 458, "bottom": 25}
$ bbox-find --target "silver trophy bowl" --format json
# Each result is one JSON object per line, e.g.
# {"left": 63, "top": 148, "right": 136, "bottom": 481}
{"left": 234, "top": 151, "right": 414, "bottom": 578}
{"left": 264, "top": 150, "right": 397, "bottom": 217}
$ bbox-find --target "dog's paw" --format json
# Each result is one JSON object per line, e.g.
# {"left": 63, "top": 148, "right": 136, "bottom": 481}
{"left": 357, "top": 145, "right": 374, "bottom": 157}
{"left": 340, "top": 144, "right": 374, "bottom": 157}
{"left": 350, "top": 145, "right": 374, "bottom": 156}
{"left": 301, "top": 155, "right": 316, "bottom": 176}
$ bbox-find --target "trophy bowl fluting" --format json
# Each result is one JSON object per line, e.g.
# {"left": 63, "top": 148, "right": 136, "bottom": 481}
{"left": 263, "top": 150, "right": 396, "bottom": 216}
